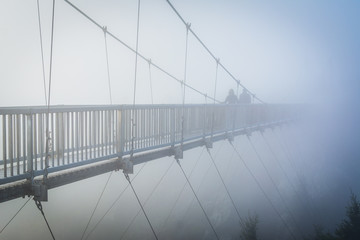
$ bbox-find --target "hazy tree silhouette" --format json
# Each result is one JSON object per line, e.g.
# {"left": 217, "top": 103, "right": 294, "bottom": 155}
{"left": 335, "top": 192, "right": 360, "bottom": 239}
{"left": 306, "top": 192, "right": 360, "bottom": 240}
{"left": 240, "top": 214, "right": 259, "bottom": 240}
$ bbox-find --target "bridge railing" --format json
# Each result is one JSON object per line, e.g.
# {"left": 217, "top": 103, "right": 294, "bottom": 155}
{"left": 0, "top": 104, "right": 294, "bottom": 184}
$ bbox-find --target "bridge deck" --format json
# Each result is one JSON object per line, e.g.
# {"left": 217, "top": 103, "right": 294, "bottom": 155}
{"left": 0, "top": 104, "right": 295, "bottom": 202}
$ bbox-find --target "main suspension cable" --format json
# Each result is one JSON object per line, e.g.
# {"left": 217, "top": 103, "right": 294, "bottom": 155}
{"left": 36, "top": 0, "right": 47, "bottom": 105}
{"left": 124, "top": 173, "right": 159, "bottom": 240}
{"left": 165, "top": 0, "right": 265, "bottom": 104}
{"left": 34, "top": 200, "right": 55, "bottom": 240}
{"left": 176, "top": 158, "right": 220, "bottom": 240}
{"left": 0, "top": 197, "right": 33, "bottom": 234}
{"left": 229, "top": 141, "right": 296, "bottom": 240}
{"left": 120, "top": 159, "right": 175, "bottom": 240}
{"left": 63, "top": 0, "right": 220, "bottom": 104}
{"left": 206, "top": 148, "right": 244, "bottom": 226}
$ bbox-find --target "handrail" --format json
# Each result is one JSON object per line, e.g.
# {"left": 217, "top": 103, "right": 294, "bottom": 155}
{"left": 0, "top": 104, "right": 295, "bottom": 184}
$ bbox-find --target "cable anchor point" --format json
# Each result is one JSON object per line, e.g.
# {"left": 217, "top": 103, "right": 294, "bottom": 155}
{"left": 120, "top": 158, "right": 134, "bottom": 174}
{"left": 124, "top": 173, "right": 130, "bottom": 182}
{"left": 173, "top": 146, "right": 183, "bottom": 160}
{"left": 102, "top": 26, "right": 107, "bottom": 34}
{"left": 204, "top": 138, "right": 213, "bottom": 149}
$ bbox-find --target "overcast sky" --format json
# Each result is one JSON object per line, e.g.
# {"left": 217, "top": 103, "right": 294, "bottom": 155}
{"left": 1, "top": 1, "right": 360, "bottom": 239}
{"left": 1, "top": 0, "right": 359, "bottom": 107}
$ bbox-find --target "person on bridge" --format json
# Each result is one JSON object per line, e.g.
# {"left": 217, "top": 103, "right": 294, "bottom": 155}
{"left": 238, "top": 88, "right": 251, "bottom": 104}
{"left": 224, "top": 89, "right": 238, "bottom": 104}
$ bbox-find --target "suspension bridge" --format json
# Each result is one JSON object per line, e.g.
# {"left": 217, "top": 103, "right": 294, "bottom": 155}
{"left": 1, "top": 1, "right": 306, "bottom": 240}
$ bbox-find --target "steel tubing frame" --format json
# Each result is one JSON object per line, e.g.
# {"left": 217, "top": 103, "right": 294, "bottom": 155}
{"left": 0, "top": 104, "right": 295, "bottom": 184}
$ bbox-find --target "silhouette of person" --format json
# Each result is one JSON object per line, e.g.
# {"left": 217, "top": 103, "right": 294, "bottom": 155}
{"left": 238, "top": 88, "right": 251, "bottom": 104}
{"left": 224, "top": 89, "right": 238, "bottom": 104}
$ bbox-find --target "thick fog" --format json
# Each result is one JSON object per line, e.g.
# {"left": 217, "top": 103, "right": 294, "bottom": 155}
{"left": 1, "top": 0, "right": 360, "bottom": 240}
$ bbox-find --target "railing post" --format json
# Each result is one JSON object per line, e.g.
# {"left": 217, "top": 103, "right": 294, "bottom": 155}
{"left": 170, "top": 107, "right": 175, "bottom": 147}
{"left": 116, "top": 109, "right": 124, "bottom": 157}
{"left": 26, "top": 114, "right": 34, "bottom": 181}
{"left": 2, "top": 115, "right": 7, "bottom": 178}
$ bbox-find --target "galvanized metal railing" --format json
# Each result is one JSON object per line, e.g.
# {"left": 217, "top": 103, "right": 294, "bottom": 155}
{"left": 0, "top": 104, "right": 294, "bottom": 184}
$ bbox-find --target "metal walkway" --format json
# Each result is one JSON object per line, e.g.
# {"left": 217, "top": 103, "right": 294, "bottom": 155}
{"left": 0, "top": 104, "right": 295, "bottom": 202}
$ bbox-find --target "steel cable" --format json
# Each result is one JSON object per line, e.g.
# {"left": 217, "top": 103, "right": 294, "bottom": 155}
{"left": 180, "top": 25, "right": 189, "bottom": 147}
{"left": 148, "top": 59, "right": 154, "bottom": 104}
{"left": 158, "top": 147, "right": 206, "bottom": 234}
{"left": 103, "top": 27, "right": 113, "bottom": 104}
{"left": 84, "top": 163, "right": 147, "bottom": 240}
{"left": 176, "top": 158, "right": 220, "bottom": 240}
{"left": 166, "top": 0, "right": 265, "bottom": 104}
{"left": 272, "top": 128, "right": 317, "bottom": 220}
{"left": 120, "top": 159, "right": 175, "bottom": 240}
{"left": 63, "top": 0, "right": 220, "bottom": 104}
{"left": 229, "top": 141, "right": 297, "bottom": 240}
{"left": 36, "top": 0, "right": 47, "bottom": 105}
{"left": 130, "top": 0, "right": 141, "bottom": 159}
{"left": 80, "top": 171, "right": 113, "bottom": 240}
{"left": 35, "top": 200, "right": 56, "bottom": 240}
{"left": 0, "top": 197, "right": 33, "bottom": 234}
{"left": 43, "top": 0, "right": 56, "bottom": 183}
{"left": 261, "top": 132, "right": 313, "bottom": 218}
{"left": 206, "top": 148, "right": 245, "bottom": 226}
{"left": 247, "top": 135, "right": 302, "bottom": 238}
{"left": 124, "top": 173, "right": 159, "bottom": 240}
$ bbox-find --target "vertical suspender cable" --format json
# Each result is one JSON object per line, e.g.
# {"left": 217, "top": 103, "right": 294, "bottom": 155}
{"left": 166, "top": 0, "right": 265, "bottom": 104}
{"left": 130, "top": 0, "right": 141, "bottom": 158}
{"left": 211, "top": 59, "right": 219, "bottom": 139}
{"left": 82, "top": 26, "right": 115, "bottom": 240}
{"left": 148, "top": 59, "right": 154, "bottom": 104}
{"left": 64, "top": 0, "right": 221, "bottom": 103}
{"left": 43, "top": 0, "right": 56, "bottom": 184}
{"left": 36, "top": 0, "right": 47, "bottom": 105}
{"left": 180, "top": 24, "right": 190, "bottom": 147}
{"left": 103, "top": 27, "right": 113, "bottom": 104}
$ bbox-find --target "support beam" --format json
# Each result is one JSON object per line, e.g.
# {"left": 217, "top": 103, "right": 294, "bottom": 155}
{"left": 0, "top": 120, "right": 290, "bottom": 203}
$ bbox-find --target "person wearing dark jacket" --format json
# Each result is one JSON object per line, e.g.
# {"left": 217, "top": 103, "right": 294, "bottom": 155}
{"left": 238, "top": 88, "right": 251, "bottom": 104}
{"left": 224, "top": 89, "right": 238, "bottom": 104}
